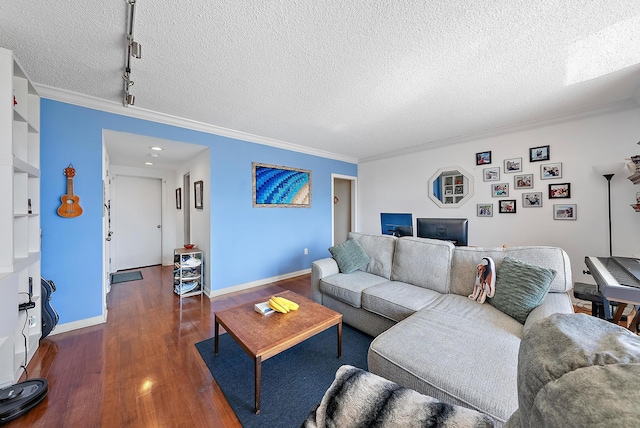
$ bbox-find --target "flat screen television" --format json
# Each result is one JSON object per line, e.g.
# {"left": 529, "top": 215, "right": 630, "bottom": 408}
{"left": 416, "top": 218, "right": 468, "bottom": 246}
{"left": 380, "top": 213, "right": 413, "bottom": 236}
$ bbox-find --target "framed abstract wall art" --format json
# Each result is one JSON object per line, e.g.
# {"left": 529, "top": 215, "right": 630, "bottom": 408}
{"left": 252, "top": 162, "right": 312, "bottom": 208}
{"left": 194, "top": 181, "right": 204, "bottom": 209}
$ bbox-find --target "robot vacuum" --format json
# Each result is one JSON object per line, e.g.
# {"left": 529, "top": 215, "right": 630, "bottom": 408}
{"left": 0, "top": 379, "right": 48, "bottom": 424}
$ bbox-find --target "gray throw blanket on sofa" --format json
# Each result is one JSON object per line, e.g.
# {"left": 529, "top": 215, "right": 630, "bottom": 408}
{"left": 505, "top": 313, "right": 640, "bottom": 427}
{"left": 303, "top": 365, "right": 494, "bottom": 427}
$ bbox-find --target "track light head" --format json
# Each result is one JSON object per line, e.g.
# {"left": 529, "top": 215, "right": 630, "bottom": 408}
{"left": 125, "top": 93, "right": 135, "bottom": 106}
{"left": 130, "top": 41, "right": 142, "bottom": 59}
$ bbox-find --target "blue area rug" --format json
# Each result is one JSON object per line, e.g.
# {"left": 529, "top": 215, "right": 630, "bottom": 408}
{"left": 110, "top": 271, "right": 143, "bottom": 284}
{"left": 195, "top": 324, "right": 373, "bottom": 427}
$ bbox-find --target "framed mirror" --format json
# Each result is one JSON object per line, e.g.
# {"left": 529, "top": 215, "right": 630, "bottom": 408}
{"left": 428, "top": 166, "right": 474, "bottom": 208}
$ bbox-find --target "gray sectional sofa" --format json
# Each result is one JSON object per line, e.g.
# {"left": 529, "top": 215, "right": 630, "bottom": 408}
{"left": 311, "top": 232, "right": 574, "bottom": 426}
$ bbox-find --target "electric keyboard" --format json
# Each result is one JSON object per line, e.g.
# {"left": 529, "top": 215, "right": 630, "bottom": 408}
{"left": 584, "top": 256, "right": 640, "bottom": 306}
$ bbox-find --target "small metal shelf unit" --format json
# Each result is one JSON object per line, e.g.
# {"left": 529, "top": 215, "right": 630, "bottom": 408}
{"left": 173, "top": 248, "right": 203, "bottom": 299}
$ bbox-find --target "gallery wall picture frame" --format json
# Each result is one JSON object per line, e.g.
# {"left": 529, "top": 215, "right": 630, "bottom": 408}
{"left": 549, "top": 182, "right": 571, "bottom": 199}
{"left": 504, "top": 157, "right": 522, "bottom": 173}
{"left": 194, "top": 180, "right": 204, "bottom": 209}
{"left": 522, "top": 192, "right": 543, "bottom": 207}
{"left": 541, "top": 162, "right": 562, "bottom": 179}
{"left": 477, "top": 203, "right": 493, "bottom": 217}
{"left": 514, "top": 173, "right": 533, "bottom": 189}
{"left": 175, "top": 188, "right": 182, "bottom": 210}
{"left": 476, "top": 151, "right": 492, "bottom": 165}
{"left": 252, "top": 162, "right": 312, "bottom": 208}
{"left": 483, "top": 167, "right": 500, "bottom": 182}
{"left": 499, "top": 199, "right": 517, "bottom": 213}
{"left": 492, "top": 183, "right": 509, "bottom": 197}
{"left": 554, "top": 204, "right": 576, "bottom": 220}
{"left": 529, "top": 145, "right": 550, "bottom": 162}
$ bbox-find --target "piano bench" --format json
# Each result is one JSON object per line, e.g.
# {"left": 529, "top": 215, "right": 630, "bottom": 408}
{"left": 573, "top": 282, "right": 624, "bottom": 320}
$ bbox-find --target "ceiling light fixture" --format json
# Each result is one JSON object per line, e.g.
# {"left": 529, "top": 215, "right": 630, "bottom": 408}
{"left": 123, "top": 0, "right": 142, "bottom": 107}
{"left": 150, "top": 146, "right": 163, "bottom": 151}
{"left": 145, "top": 162, "right": 154, "bottom": 166}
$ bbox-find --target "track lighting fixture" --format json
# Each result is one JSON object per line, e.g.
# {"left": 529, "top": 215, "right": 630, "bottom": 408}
{"left": 123, "top": 0, "right": 141, "bottom": 106}
{"left": 130, "top": 40, "right": 142, "bottom": 59}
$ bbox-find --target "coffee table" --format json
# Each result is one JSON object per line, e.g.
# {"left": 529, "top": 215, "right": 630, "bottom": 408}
{"left": 214, "top": 290, "right": 342, "bottom": 414}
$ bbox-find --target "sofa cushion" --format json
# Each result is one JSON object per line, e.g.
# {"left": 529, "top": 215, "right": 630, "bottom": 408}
{"left": 349, "top": 232, "right": 396, "bottom": 279}
{"left": 489, "top": 257, "right": 556, "bottom": 324}
{"left": 319, "top": 272, "right": 389, "bottom": 308}
{"left": 390, "top": 237, "right": 454, "bottom": 294}
{"left": 368, "top": 294, "right": 522, "bottom": 425}
{"left": 328, "top": 237, "right": 370, "bottom": 274}
{"left": 362, "top": 281, "right": 441, "bottom": 322}
{"left": 450, "top": 246, "right": 572, "bottom": 297}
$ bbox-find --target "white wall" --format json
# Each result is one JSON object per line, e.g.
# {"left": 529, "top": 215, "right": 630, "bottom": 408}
{"left": 358, "top": 107, "right": 640, "bottom": 285}
{"left": 174, "top": 149, "right": 211, "bottom": 294}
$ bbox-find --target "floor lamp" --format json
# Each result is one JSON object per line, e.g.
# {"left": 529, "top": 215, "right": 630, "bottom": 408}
{"left": 593, "top": 163, "right": 627, "bottom": 257}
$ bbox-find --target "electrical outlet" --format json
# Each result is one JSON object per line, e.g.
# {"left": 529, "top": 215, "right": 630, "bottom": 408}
{"left": 28, "top": 316, "right": 37, "bottom": 328}
{"left": 304, "top": 248, "right": 308, "bottom": 255}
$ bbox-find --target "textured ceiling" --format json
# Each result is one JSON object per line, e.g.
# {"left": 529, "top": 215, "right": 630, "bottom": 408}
{"left": 2, "top": 1, "right": 640, "bottom": 162}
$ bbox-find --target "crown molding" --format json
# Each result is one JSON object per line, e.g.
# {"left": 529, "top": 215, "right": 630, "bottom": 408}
{"left": 36, "top": 84, "right": 639, "bottom": 166}
{"left": 34, "top": 84, "right": 358, "bottom": 165}
{"left": 360, "top": 99, "right": 640, "bottom": 164}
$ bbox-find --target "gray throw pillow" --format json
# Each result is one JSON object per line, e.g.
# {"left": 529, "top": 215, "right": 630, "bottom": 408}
{"left": 328, "top": 238, "right": 370, "bottom": 274}
{"left": 489, "top": 256, "right": 557, "bottom": 324}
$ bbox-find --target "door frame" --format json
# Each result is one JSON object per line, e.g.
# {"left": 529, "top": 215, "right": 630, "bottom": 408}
{"left": 331, "top": 174, "right": 357, "bottom": 246}
{"left": 107, "top": 167, "right": 176, "bottom": 272}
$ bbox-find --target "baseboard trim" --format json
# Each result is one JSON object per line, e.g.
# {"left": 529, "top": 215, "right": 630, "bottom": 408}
{"left": 49, "top": 314, "right": 107, "bottom": 336}
{"left": 48, "top": 269, "right": 312, "bottom": 332}
{"left": 208, "top": 269, "right": 311, "bottom": 298}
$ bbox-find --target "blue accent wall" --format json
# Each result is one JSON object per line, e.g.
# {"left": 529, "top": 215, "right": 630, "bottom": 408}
{"left": 41, "top": 99, "right": 357, "bottom": 325}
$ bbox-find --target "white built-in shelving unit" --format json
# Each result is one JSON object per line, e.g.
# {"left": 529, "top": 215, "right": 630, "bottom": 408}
{"left": 0, "top": 47, "right": 41, "bottom": 387}
{"left": 441, "top": 171, "right": 466, "bottom": 205}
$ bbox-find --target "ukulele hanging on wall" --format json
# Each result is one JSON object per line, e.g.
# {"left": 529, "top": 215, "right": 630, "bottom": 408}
{"left": 57, "top": 164, "right": 83, "bottom": 218}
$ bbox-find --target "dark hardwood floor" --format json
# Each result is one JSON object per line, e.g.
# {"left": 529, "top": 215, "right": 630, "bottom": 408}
{"left": 6, "top": 265, "right": 312, "bottom": 427}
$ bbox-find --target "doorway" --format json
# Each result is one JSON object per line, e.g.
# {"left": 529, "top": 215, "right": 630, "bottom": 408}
{"left": 332, "top": 174, "right": 357, "bottom": 245}
{"left": 113, "top": 175, "right": 163, "bottom": 270}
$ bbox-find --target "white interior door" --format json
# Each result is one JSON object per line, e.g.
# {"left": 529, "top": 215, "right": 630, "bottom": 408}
{"left": 333, "top": 178, "right": 351, "bottom": 244}
{"left": 332, "top": 175, "right": 357, "bottom": 246}
{"left": 114, "top": 176, "right": 162, "bottom": 270}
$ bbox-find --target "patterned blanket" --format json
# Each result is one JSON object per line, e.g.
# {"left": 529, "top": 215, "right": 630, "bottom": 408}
{"left": 303, "top": 365, "right": 494, "bottom": 427}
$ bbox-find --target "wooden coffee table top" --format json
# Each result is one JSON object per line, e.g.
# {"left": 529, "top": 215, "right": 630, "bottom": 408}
{"left": 214, "top": 290, "right": 342, "bottom": 361}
